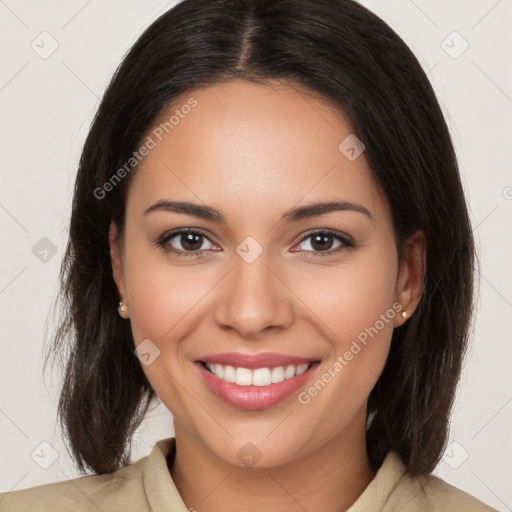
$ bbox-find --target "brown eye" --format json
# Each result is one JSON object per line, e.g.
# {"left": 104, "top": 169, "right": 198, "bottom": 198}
{"left": 309, "top": 233, "right": 336, "bottom": 251}
{"left": 294, "top": 230, "right": 353, "bottom": 256}
{"left": 178, "top": 232, "right": 204, "bottom": 251}
{"left": 157, "top": 229, "right": 219, "bottom": 256}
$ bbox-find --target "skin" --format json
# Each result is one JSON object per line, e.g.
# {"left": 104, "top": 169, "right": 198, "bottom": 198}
{"left": 109, "top": 79, "right": 426, "bottom": 512}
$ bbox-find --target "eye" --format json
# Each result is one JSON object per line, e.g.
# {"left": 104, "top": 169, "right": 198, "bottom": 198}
{"left": 156, "top": 228, "right": 354, "bottom": 258}
{"left": 292, "top": 230, "right": 353, "bottom": 257}
{"left": 156, "top": 229, "right": 219, "bottom": 256}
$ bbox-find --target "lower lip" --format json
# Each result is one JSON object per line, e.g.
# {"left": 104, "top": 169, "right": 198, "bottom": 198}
{"left": 195, "top": 362, "right": 319, "bottom": 410}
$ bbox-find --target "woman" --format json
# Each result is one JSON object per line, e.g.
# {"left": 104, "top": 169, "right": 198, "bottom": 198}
{"left": 0, "top": 0, "right": 498, "bottom": 510}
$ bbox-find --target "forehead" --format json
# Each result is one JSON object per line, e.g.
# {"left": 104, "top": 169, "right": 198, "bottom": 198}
{"left": 127, "top": 79, "right": 385, "bottom": 223}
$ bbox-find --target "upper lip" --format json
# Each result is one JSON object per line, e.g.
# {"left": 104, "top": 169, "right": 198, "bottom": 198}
{"left": 196, "top": 352, "right": 318, "bottom": 369}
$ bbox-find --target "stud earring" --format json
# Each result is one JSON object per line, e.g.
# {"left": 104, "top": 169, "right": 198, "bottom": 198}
{"left": 401, "top": 310, "right": 408, "bottom": 320}
{"left": 118, "top": 300, "right": 130, "bottom": 318}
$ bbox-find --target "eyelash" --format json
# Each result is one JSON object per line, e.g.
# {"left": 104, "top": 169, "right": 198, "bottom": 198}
{"left": 155, "top": 228, "right": 354, "bottom": 259}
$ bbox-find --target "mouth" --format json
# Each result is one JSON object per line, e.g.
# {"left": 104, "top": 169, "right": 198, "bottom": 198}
{"left": 194, "top": 354, "right": 321, "bottom": 410}
{"left": 199, "top": 360, "right": 315, "bottom": 386}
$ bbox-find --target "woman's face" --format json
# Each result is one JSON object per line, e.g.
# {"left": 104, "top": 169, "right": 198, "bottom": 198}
{"left": 110, "top": 79, "right": 423, "bottom": 468}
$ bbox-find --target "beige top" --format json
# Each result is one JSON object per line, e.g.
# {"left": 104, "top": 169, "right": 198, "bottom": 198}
{"left": 0, "top": 437, "right": 498, "bottom": 511}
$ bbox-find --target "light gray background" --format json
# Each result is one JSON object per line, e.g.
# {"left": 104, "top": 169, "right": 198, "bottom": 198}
{"left": 0, "top": 1, "right": 511, "bottom": 510}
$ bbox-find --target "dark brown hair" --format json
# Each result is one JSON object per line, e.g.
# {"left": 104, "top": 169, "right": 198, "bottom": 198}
{"left": 44, "top": 0, "right": 475, "bottom": 476}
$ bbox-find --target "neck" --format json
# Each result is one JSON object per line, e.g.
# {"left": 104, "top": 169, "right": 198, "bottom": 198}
{"left": 169, "top": 407, "right": 377, "bottom": 512}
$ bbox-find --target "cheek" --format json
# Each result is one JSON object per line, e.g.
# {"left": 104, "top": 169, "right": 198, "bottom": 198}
{"left": 294, "top": 249, "right": 398, "bottom": 342}
{"left": 293, "top": 274, "right": 396, "bottom": 426}
{"left": 293, "top": 248, "right": 398, "bottom": 402}
{"left": 122, "top": 243, "right": 212, "bottom": 423}
{"left": 124, "top": 243, "right": 214, "bottom": 343}
{"left": 340, "top": 265, "right": 397, "bottom": 347}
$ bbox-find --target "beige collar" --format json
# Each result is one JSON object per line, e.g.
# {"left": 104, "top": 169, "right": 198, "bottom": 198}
{"left": 142, "top": 437, "right": 407, "bottom": 512}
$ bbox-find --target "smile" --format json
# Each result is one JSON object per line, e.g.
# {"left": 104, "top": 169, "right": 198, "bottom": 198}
{"left": 194, "top": 353, "right": 320, "bottom": 410}
{"left": 201, "top": 361, "right": 311, "bottom": 386}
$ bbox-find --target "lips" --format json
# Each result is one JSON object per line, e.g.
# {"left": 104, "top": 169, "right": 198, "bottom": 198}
{"left": 196, "top": 351, "right": 315, "bottom": 369}
{"left": 194, "top": 352, "right": 320, "bottom": 410}
{"left": 201, "top": 361, "right": 311, "bottom": 385}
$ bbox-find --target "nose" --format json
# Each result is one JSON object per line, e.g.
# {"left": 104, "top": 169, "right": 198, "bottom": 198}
{"left": 213, "top": 249, "right": 295, "bottom": 339}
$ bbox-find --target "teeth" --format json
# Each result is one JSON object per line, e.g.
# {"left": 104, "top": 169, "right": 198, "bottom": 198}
{"left": 204, "top": 362, "right": 311, "bottom": 386}
{"left": 296, "top": 363, "right": 309, "bottom": 375}
{"left": 235, "top": 367, "right": 253, "bottom": 386}
{"left": 253, "top": 368, "right": 271, "bottom": 387}
{"left": 214, "top": 364, "right": 223, "bottom": 379}
{"left": 223, "top": 365, "right": 236, "bottom": 383}
{"left": 271, "top": 366, "right": 285, "bottom": 383}
{"left": 284, "top": 365, "right": 295, "bottom": 379}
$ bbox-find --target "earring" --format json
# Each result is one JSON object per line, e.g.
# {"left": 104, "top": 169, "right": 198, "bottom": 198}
{"left": 401, "top": 310, "right": 408, "bottom": 320}
{"left": 118, "top": 300, "right": 130, "bottom": 318}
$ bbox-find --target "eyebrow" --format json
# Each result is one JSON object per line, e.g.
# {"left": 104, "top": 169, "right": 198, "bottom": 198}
{"left": 143, "top": 199, "right": 372, "bottom": 223}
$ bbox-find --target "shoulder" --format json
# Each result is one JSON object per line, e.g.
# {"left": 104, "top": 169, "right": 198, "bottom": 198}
{"left": 386, "top": 462, "right": 498, "bottom": 511}
{"left": 355, "top": 450, "right": 498, "bottom": 512}
{"left": 0, "top": 455, "right": 149, "bottom": 512}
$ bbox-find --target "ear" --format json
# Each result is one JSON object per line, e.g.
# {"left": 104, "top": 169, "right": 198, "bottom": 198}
{"left": 394, "top": 229, "right": 426, "bottom": 327}
{"left": 108, "top": 220, "right": 127, "bottom": 302}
